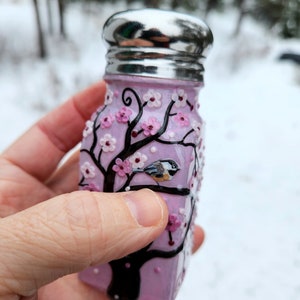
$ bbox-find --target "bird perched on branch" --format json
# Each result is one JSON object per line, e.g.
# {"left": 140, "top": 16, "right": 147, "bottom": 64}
{"left": 133, "top": 159, "right": 180, "bottom": 183}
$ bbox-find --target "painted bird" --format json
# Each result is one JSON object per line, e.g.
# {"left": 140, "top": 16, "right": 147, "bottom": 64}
{"left": 134, "top": 159, "right": 180, "bottom": 183}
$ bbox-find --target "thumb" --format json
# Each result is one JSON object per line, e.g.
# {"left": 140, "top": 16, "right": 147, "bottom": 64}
{"left": 0, "top": 189, "right": 168, "bottom": 298}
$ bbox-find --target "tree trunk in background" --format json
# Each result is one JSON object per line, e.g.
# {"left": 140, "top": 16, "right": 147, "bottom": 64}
{"left": 58, "top": 0, "right": 66, "bottom": 38}
{"left": 234, "top": 0, "right": 246, "bottom": 36}
{"left": 205, "top": 0, "right": 220, "bottom": 17}
{"left": 171, "top": 0, "right": 180, "bottom": 9}
{"left": 144, "top": 0, "right": 160, "bottom": 8}
{"left": 32, "top": 0, "right": 46, "bottom": 58}
{"left": 46, "top": 0, "right": 53, "bottom": 35}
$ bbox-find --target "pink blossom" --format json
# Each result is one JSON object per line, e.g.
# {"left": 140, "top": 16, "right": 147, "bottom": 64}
{"left": 143, "top": 89, "right": 162, "bottom": 108}
{"left": 115, "top": 107, "right": 132, "bottom": 123}
{"left": 166, "top": 213, "right": 182, "bottom": 232}
{"left": 100, "top": 114, "right": 114, "bottom": 128}
{"left": 112, "top": 158, "right": 132, "bottom": 177}
{"left": 82, "top": 120, "right": 93, "bottom": 137}
{"left": 82, "top": 183, "right": 100, "bottom": 192}
{"left": 80, "top": 161, "right": 96, "bottom": 178}
{"left": 141, "top": 117, "right": 161, "bottom": 136}
{"left": 99, "top": 133, "right": 116, "bottom": 152}
{"left": 172, "top": 89, "right": 188, "bottom": 108}
{"left": 129, "top": 152, "right": 148, "bottom": 169}
{"left": 174, "top": 112, "right": 190, "bottom": 127}
{"left": 191, "top": 120, "right": 202, "bottom": 139}
{"left": 104, "top": 89, "right": 113, "bottom": 105}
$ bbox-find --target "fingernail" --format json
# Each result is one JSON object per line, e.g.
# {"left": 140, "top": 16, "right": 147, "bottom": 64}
{"left": 124, "top": 189, "right": 164, "bottom": 227}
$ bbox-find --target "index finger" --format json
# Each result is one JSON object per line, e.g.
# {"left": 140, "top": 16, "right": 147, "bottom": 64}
{"left": 2, "top": 81, "right": 106, "bottom": 181}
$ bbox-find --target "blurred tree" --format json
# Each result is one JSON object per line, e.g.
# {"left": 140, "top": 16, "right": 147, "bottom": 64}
{"left": 32, "top": 0, "right": 47, "bottom": 58}
{"left": 171, "top": 0, "right": 180, "bottom": 9}
{"left": 205, "top": 0, "right": 224, "bottom": 17}
{"left": 46, "top": 0, "right": 53, "bottom": 35}
{"left": 252, "top": 0, "right": 300, "bottom": 38}
{"left": 144, "top": 0, "right": 160, "bottom": 8}
{"left": 233, "top": 0, "right": 252, "bottom": 36}
{"left": 32, "top": 0, "right": 69, "bottom": 58}
{"left": 171, "top": 0, "right": 200, "bottom": 11}
{"left": 58, "top": 0, "right": 66, "bottom": 37}
{"left": 230, "top": 0, "right": 300, "bottom": 38}
{"left": 253, "top": 0, "right": 284, "bottom": 28}
{"left": 280, "top": 0, "right": 300, "bottom": 38}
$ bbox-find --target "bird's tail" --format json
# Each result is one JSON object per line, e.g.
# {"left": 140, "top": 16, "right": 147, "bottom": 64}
{"left": 132, "top": 168, "right": 144, "bottom": 173}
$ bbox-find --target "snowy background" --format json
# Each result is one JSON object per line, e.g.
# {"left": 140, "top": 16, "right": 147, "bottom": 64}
{"left": 1, "top": 0, "right": 300, "bottom": 299}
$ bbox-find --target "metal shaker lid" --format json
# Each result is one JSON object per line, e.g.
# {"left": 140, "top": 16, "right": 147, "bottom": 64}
{"left": 102, "top": 9, "right": 213, "bottom": 82}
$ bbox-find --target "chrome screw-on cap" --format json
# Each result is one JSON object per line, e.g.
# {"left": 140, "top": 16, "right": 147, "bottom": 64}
{"left": 102, "top": 9, "right": 213, "bottom": 81}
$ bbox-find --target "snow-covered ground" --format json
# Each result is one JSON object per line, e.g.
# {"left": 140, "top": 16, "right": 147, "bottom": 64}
{"left": 1, "top": 1, "right": 300, "bottom": 299}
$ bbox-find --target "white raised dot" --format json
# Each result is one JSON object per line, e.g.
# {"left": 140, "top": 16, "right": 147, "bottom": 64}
{"left": 125, "top": 262, "right": 131, "bottom": 269}
{"left": 169, "top": 131, "right": 175, "bottom": 138}
{"left": 179, "top": 208, "right": 185, "bottom": 215}
{"left": 150, "top": 146, "right": 157, "bottom": 153}
{"left": 125, "top": 186, "right": 131, "bottom": 191}
{"left": 93, "top": 268, "right": 99, "bottom": 274}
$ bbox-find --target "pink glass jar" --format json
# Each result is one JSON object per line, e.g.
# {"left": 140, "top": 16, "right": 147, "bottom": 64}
{"left": 79, "top": 9, "right": 213, "bottom": 300}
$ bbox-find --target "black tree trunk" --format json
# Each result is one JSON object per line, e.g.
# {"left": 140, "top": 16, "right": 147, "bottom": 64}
{"left": 32, "top": 0, "right": 47, "bottom": 58}
{"left": 143, "top": 0, "right": 160, "bottom": 8}
{"left": 58, "top": 0, "right": 66, "bottom": 38}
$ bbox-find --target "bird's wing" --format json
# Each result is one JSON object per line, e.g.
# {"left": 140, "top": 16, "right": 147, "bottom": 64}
{"left": 144, "top": 161, "right": 164, "bottom": 178}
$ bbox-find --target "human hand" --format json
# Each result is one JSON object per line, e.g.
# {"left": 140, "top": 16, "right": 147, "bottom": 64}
{"left": 0, "top": 82, "right": 204, "bottom": 300}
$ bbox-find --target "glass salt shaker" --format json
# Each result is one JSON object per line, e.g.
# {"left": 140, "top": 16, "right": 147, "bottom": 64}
{"left": 78, "top": 8, "right": 213, "bottom": 300}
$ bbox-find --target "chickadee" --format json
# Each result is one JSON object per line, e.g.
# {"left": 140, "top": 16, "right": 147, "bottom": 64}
{"left": 134, "top": 159, "right": 180, "bottom": 182}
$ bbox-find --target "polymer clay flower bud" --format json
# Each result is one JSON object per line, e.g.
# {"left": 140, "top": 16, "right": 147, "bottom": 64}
{"left": 79, "top": 8, "right": 213, "bottom": 300}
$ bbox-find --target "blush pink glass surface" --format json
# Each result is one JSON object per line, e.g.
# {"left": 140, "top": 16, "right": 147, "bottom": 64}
{"left": 78, "top": 8, "right": 212, "bottom": 300}
{"left": 79, "top": 75, "right": 205, "bottom": 300}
